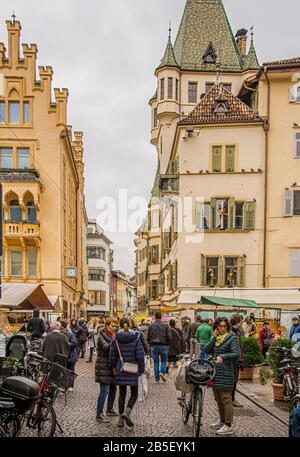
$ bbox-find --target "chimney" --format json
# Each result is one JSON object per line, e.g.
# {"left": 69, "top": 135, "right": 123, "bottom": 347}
{"left": 235, "top": 28, "right": 248, "bottom": 56}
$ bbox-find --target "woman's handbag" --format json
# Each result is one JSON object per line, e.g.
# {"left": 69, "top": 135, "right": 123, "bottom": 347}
{"left": 115, "top": 339, "right": 139, "bottom": 374}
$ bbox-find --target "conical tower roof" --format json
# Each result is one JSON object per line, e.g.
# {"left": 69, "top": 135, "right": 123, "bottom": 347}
{"left": 243, "top": 33, "right": 260, "bottom": 71}
{"left": 174, "top": 0, "right": 244, "bottom": 72}
{"left": 157, "top": 30, "right": 178, "bottom": 70}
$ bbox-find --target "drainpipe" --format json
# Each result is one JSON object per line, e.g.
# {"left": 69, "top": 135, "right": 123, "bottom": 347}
{"left": 262, "top": 67, "right": 271, "bottom": 288}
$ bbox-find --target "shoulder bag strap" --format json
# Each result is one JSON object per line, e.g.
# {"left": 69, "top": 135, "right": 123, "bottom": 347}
{"left": 115, "top": 339, "right": 124, "bottom": 364}
{"left": 173, "top": 328, "right": 183, "bottom": 341}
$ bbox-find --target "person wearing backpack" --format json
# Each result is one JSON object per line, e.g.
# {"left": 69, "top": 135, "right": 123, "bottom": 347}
{"left": 147, "top": 311, "right": 172, "bottom": 384}
{"left": 166, "top": 319, "right": 185, "bottom": 373}
{"left": 109, "top": 317, "right": 145, "bottom": 428}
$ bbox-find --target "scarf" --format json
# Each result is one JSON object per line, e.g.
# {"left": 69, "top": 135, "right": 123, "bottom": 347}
{"left": 104, "top": 327, "right": 114, "bottom": 338}
{"left": 215, "top": 332, "right": 229, "bottom": 347}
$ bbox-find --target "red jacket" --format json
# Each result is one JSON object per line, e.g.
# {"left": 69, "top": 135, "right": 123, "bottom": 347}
{"left": 258, "top": 328, "right": 275, "bottom": 347}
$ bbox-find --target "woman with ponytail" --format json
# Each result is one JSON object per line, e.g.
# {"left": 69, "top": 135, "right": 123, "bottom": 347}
{"left": 110, "top": 316, "right": 145, "bottom": 427}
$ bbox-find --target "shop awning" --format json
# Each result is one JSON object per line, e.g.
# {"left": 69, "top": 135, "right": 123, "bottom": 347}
{"left": 0, "top": 283, "right": 55, "bottom": 311}
{"left": 201, "top": 296, "right": 259, "bottom": 308}
{"left": 48, "top": 296, "right": 63, "bottom": 313}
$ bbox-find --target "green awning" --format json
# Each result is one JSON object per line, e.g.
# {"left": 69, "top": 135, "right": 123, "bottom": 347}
{"left": 201, "top": 296, "right": 259, "bottom": 309}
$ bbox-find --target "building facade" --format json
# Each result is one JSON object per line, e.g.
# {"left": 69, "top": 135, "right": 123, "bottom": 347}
{"left": 137, "top": 0, "right": 300, "bottom": 314}
{"left": 111, "top": 270, "right": 136, "bottom": 317}
{"left": 86, "top": 219, "right": 112, "bottom": 318}
{"left": 0, "top": 19, "right": 87, "bottom": 318}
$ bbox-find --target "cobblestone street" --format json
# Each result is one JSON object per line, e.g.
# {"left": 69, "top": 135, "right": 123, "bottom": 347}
{"left": 27, "top": 357, "right": 289, "bottom": 438}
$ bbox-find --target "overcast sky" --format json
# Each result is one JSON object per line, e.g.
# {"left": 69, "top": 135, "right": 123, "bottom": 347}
{"left": 1, "top": 0, "right": 299, "bottom": 274}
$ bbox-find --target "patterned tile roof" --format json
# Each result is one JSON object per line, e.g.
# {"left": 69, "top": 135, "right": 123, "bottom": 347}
{"left": 263, "top": 57, "right": 300, "bottom": 66}
{"left": 243, "top": 38, "right": 260, "bottom": 71}
{"left": 157, "top": 38, "right": 178, "bottom": 70}
{"left": 173, "top": 0, "right": 244, "bottom": 72}
{"left": 179, "top": 84, "right": 262, "bottom": 125}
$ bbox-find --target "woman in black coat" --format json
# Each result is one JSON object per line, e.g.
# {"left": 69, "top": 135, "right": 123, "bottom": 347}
{"left": 166, "top": 319, "right": 185, "bottom": 372}
{"left": 95, "top": 318, "right": 118, "bottom": 423}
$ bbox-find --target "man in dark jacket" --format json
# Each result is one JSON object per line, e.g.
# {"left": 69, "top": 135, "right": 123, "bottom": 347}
{"left": 27, "top": 309, "right": 46, "bottom": 339}
{"left": 95, "top": 318, "right": 118, "bottom": 423}
{"left": 61, "top": 320, "right": 78, "bottom": 391}
{"left": 43, "top": 321, "right": 70, "bottom": 362}
{"left": 77, "top": 319, "right": 89, "bottom": 358}
{"left": 147, "top": 311, "right": 172, "bottom": 384}
{"left": 188, "top": 315, "right": 202, "bottom": 358}
{"left": 166, "top": 319, "right": 185, "bottom": 373}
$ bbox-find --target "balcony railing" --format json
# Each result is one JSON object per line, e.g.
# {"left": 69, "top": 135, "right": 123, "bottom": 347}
{"left": 4, "top": 221, "right": 40, "bottom": 237}
{"left": 0, "top": 168, "right": 40, "bottom": 182}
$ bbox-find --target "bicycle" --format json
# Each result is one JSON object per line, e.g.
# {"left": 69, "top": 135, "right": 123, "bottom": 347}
{"left": 178, "top": 354, "right": 216, "bottom": 437}
{"left": 270, "top": 347, "right": 300, "bottom": 401}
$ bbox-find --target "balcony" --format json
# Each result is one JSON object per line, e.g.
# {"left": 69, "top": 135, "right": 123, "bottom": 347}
{"left": 4, "top": 221, "right": 40, "bottom": 238}
{"left": 159, "top": 175, "right": 179, "bottom": 194}
{"left": 0, "top": 168, "right": 40, "bottom": 182}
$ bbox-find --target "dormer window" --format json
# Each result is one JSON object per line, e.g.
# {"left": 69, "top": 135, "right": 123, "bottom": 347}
{"left": 203, "top": 43, "right": 217, "bottom": 65}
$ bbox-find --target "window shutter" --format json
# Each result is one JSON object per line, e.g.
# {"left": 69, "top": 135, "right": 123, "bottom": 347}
{"left": 201, "top": 255, "right": 206, "bottom": 286}
{"left": 148, "top": 209, "right": 152, "bottom": 230}
{"left": 152, "top": 245, "right": 158, "bottom": 263}
{"left": 218, "top": 257, "right": 225, "bottom": 287}
{"left": 148, "top": 246, "right": 152, "bottom": 263}
{"left": 225, "top": 146, "right": 235, "bottom": 172}
{"left": 212, "top": 146, "right": 222, "bottom": 172}
{"left": 244, "top": 202, "right": 256, "bottom": 230}
{"left": 210, "top": 198, "right": 216, "bottom": 229}
{"left": 228, "top": 197, "right": 235, "bottom": 229}
{"left": 290, "top": 251, "right": 300, "bottom": 277}
{"left": 174, "top": 260, "right": 178, "bottom": 289}
{"left": 169, "top": 264, "right": 173, "bottom": 290}
{"left": 195, "top": 201, "right": 204, "bottom": 230}
{"left": 237, "top": 256, "right": 246, "bottom": 287}
{"left": 159, "top": 275, "right": 164, "bottom": 296}
{"left": 295, "top": 133, "right": 300, "bottom": 158}
{"left": 289, "top": 85, "right": 297, "bottom": 103}
{"left": 284, "top": 189, "right": 294, "bottom": 216}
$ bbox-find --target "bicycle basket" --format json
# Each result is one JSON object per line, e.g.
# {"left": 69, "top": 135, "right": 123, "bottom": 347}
{"left": 186, "top": 359, "right": 215, "bottom": 385}
{"left": 47, "top": 363, "right": 77, "bottom": 392}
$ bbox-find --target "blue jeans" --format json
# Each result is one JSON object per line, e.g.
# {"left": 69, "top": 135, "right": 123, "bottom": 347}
{"left": 97, "top": 384, "right": 117, "bottom": 416}
{"left": 198, "top": 344, "right": 208, "bottom": 360}
{"left": 151, "top": 346, "right": 168, "bottom": 382}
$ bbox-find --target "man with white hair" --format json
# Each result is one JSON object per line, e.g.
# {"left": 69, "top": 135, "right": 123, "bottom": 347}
{"left": 43, "top": 321, "right": 70, "bottom": 362}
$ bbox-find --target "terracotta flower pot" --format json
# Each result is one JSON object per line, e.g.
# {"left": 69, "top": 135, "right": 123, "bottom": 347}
{"left": 239, "top": 367, "right": 254, "bottom": 380}
{"left": 272, "top": 382, "right": 284, "bottom": 401}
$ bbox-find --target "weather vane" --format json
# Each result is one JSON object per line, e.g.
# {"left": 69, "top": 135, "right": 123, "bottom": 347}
{"left": 12, "top": 11, "right": 16, "bottom": 24}
{"left": 168, "top": 20, "right": 172, "bottom": 41}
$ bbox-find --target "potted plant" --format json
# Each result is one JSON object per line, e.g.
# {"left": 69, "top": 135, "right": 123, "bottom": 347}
{"left": 239, "top": 337, "right": 263, "bottom": 380}
{"left": 268, "top": 338, "right": 293, "bottom": 401}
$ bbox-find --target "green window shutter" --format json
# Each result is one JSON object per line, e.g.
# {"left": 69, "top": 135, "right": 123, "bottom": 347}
{"left": 244, "top": 202, "right": 256, "bottom": 230}
{"left": 201, "top": 255, "right": 207, "bottom": 286}
{"left": 228, "top": 197, "right": 235, "bottom": 229}
{"left": 210, "top": 198, "right": 216, "bottom": 229}
{"left": 237, "top": 256, "right": 246, "bottom": 287}
{"left": 218, "top": 257, "right": 225, "bottom": 287}
{"left": 169, "top": 264, "right": 173, "bottom": 290}
{"left": 225, "top": 146, "right": 235, "bottom": 172}
{"left": 212, "top": 146, "right": 222, "bottom": 172}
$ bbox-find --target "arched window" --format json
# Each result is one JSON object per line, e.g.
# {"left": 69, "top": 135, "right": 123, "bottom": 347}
{"left": 27, "top": 201, "right": 37, "bottom": 223}
{"left": 9, "top": 200, "right": 22, "bottom": 222}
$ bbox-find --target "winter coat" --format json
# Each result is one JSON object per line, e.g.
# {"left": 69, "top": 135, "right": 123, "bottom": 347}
{"left": 27, "top": 317, "right": 46, "bottom": 339}
{"left": 290, "top": 322, "right": 300, "bottom": 341}
{"left": 65, "top": 329, "right": 78, "bottom": 363}
{"left": 77, "top": 323, "right": 89, "bottom": 342}
{"left": 205, "top": 332, "right": 240, "bottom": 391}
{"left": 147, "top": 319, "right": 172, "bottom": 346}
{"left": 110, "top": 330, "right": 145, "bottom": 386}
{"left": 289, "top": 405, "right": 300, "bottom": 437}
{"left": 131, "top": 325, "right": 149, "bottom": 355}
{"left": 258, "top": 328, "right": 275, "bottom": 348}
{"left": 168, "top": 327, "right": 185, "bottom": 358}
{"left": 181, "top": 323, "right": 190, "bottom": 342}
{"left": 95, "top": 329, "right": 115, "bottom": 385}
{"left": 139, "top": 325, "right": 149, "bottom": 342}
{"left": 43, "top": 331, "right": 70, "bottom": 363}
{"left": 188, "top": 322, "right": 201, "bottom": 339}
{"left": 195, "top": 323, "right": 214, "bottom": 345}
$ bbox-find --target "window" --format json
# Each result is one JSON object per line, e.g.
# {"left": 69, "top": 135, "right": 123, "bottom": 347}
{"left": 206, "top": 257, "right": 219, "bottom": 286}
{"left": 160, "top": 78, "right": 165, "bottom": 100}
{"left": 225, "top": 257, "right": 238, "bottom": 287}
{"left": 100, "top": 269, "right": 105, "bottom": 282}
{"left": 195, "top": 201, "right": 210, "bottom": 230}
{"left": 151, "top": 209, "right": 160, "bottom": 228}
{"left": 0, "top": 147, "right": 12, "bottom": 168}
{"left": 87, "top": 246, "right": 101, "bottom": 259}
{"left": 153, "top": 108, "right": 158, "bottom": 128}
{"left": 225, "top": 146, "right": 235, "bottom": 172}
{"left": 99, "top": 248, "right": 106, "bottom": 260}
{"left": 216, "top": 199, "right": 229, "bottom": 230}
{"left": 295, "top": 133, "right": 300, "bottom": 158}
{"left": 100, "top": 291, "right": 106, "bottom": 306}
{"left": 168, "top": 78, "right": 173, "bottom": 99}
{"left": 88, "top": 290, "right": 101, "bottom": 305}
{"left": 23, "top": 102, "right": 30, "bottom": 124}
{"left": 294, "top": 191, "right": 300, "bottom": 215}
{"left": 212, "top": 146, "right": 222, "bottom": 172}
{"left": 10, "top": 200, "right": 22, "bottom": 221}
{"left": 28, "top": 249, "right": 37, "bottom": 277}
{"left": 285, "top": 190, "right": 300, "bottom": 216}
{"left": 235, "top": 203, "right": 244, "bottom": 229}
{"left": 10, "top": 250, "right": 22, "bottom": 276}
{"left": 290, "top": 251, "right": 300, "bottom": 277}
{"left": 188, "top": 82, "right": 197, "bottom": 103}
{"left": 151, "top": 280, "right": 158, "bottom": 300}
{"left": 223, "top": 84, "right": 232, "bottom": 92}
{"left": 175, "top": 79, "right": 179, "bottom": 101}
{"left": 18, "top": 148, "right": 30, "bottom": 169}
{"left": 27, "top": 202, "right": 37, "bottom": 222}
{"left": 1, "top": 255, "right": 5, "bottom": 276}
{"left": 9, "top": 101, "right": 20, "bottom": 123}
{"left": 89, "top": 269, "right": 101, "bottom": 281}
{"left": 0, "top": 101, "right": 5, "bottom": 123}
{"left": 205, "top": 83, "right": 214, "bottom": 93}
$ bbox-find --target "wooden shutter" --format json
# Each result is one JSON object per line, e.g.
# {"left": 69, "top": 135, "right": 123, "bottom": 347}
{"left": 201, "top": 255, "right": 207, "bottom": 286}
{"left": 225, "top": 146, "right": 235, "bottom": 172}
{"left": 237, "top": 256, "right": 246, "bottom": 287}
{"left": 228, "top": 197, "right": 235, "bottom": 229}
{"left": 244, "top": 202, "right": 256, "bottom": 230}
{"left": 210, "top": 198, "right": 216, "bottom": 229}
{"left": 218, "top": 257, "right": 225, "bottom": 287}
{"left": 284, "top": 189, "right": 294, "bottom": 216}
{"left": 295, "top": 133, "right": 300, "bottom": 158}
{"left": 212, "top": 146, "right": 222, "bottom": 172}
{"left": 289, "top": 85, "right": 297, "bottom": 103}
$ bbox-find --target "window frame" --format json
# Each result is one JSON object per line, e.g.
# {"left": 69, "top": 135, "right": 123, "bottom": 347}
{"left": 0, "top": 147, "right": 13, "bottom": 169}
{"left": 17, "top": 147, "right": 30, "bottom": 169}
{"left": 10, "top": 250, "right": 22, "bottom": 277}
{"left": 28, "top": 249, "right": 37, "bottom": 277}
{"left": 160, "top": 78, "right": 165, "bottom": 100}
{"left": 290, "top": 250, "right": 300, "bottom": 277}
{"left": 295, "top": 132, "right": 300, "bottom": 158}
{"left": 9, "top": 101, "right": 20, "bottom": 124}
{"left": 188, "top": 82, "right": 198, "bottom": 104}
{"left": 167, "top": 77, "right": 173, "bottom": 99}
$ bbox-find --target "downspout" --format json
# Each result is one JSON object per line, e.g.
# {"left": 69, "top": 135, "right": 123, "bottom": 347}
{"left": 262, "top": 67, "right": 271, "bottom": 288}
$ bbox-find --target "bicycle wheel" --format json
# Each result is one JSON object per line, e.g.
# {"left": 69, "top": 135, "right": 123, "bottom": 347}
{"left": 182, "top": 397, "right": 190, "bottom": 425}
{"left": 283, "top": 375, "right": 292, "bottom": 399}
{"left": 192, "top": 388, "right": 203, "bottom": 438}
{"left": 1, "top": 415, "right": 21, "bottom": 437}
{"left": 29, "top": 399, "right": 56, "bottom": 437}
{"left": 290, "top": 395, "right": 300, "bottom": 415}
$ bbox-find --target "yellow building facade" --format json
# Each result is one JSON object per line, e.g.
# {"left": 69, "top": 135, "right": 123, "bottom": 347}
{"left": 0, "top": 19, "right": 88, "bottom": 318}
